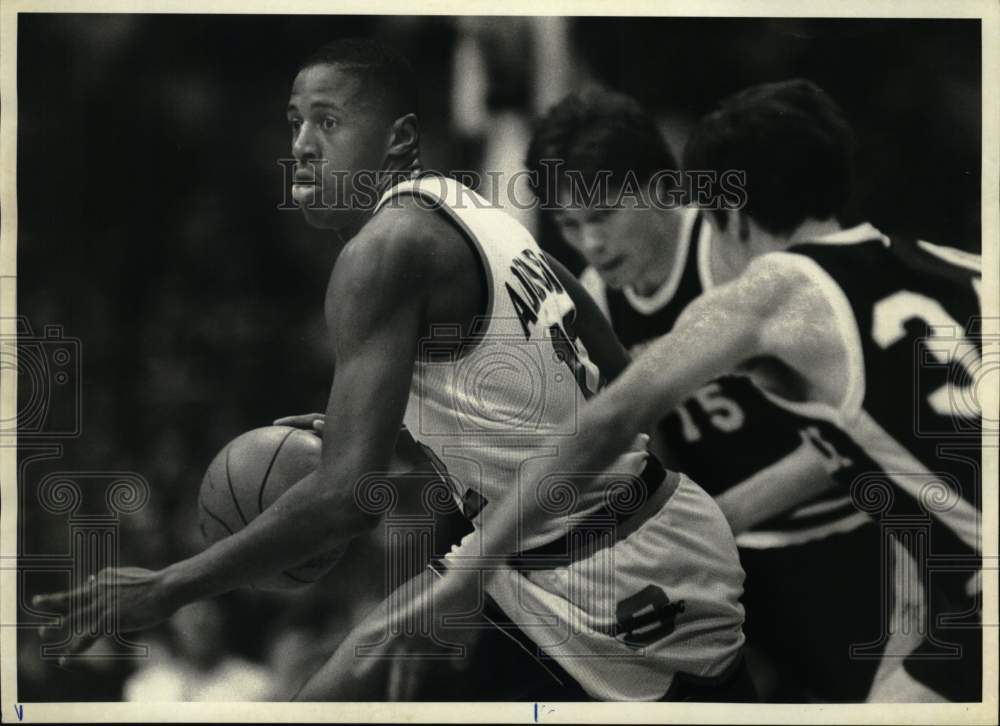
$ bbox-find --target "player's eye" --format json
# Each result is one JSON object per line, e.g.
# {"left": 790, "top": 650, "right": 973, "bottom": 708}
{"left": 288, "top": 118, "right": 302, "bottom": 132}
{"left": 321, "top": 117, "right": 338, "bottom": 130}
{"left": 588, "top": 208, "right": 615, "bottom": 223}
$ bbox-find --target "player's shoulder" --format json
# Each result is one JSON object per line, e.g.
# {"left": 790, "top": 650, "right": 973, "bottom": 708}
{"left": 738, "top": 251, "right": 857, "bottom": 347}
{"left": 742, "top": 250, "right": 813, "bottom": 284}
{"left": 714, "top": 250, "right": 819, "bottom": 317}
{"left": 350, "top": 199, "right": 453, "bottom": 264}
{"left": 332, "top": 199, "right": 465, "bottom": 296}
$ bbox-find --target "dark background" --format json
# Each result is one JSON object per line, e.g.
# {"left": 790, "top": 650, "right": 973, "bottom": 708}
{"left": 15, "top": 14, "right": 981, "bottom": 701}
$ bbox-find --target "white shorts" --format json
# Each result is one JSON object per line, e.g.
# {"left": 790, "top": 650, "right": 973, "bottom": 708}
{"left": 444, "top": 473, "right": 746, "bottom": 701}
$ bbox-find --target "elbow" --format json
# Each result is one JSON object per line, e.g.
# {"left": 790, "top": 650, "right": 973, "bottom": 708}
{"left": 574, "top": 403, "right": 643, "bottom": 469}
{"left": 309, "top": 455, "right": 392, "bottom": 546}
{"left": 596, "top": 391, "right": 648, "bottom": 442}
{"left": 298, "top": 480, "right": 372, "bottom": 554}
{"left": 318, "top": 491, "right": 381, "bottom": 546}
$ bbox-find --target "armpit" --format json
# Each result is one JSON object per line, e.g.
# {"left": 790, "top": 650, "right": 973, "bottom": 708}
{"left": 749, "top": 252, "right": 865, "bottom": 421}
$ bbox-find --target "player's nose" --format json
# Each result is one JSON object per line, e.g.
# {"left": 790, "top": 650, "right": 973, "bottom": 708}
{"left": 292, "top": 123, "right": 319, "bottom": 162}
{"left": 580, "top": 224, "right": 606, "bottom": 255}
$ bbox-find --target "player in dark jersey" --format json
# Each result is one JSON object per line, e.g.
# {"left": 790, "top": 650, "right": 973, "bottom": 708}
{"left": 34, "top": 39, "right": 749, "bottom": 702}
{"left": 499, "top": 79, "right": 983, "bottom": 702}
{"left": 523, "top": 86, "right": 901, "bottom": 701}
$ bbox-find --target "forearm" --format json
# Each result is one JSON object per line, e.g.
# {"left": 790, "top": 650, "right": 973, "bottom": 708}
{"left": 161, "top": 466, "right": 373, "bottom": 607}
{"left": 471, "top": 403, "right": 645, "bottom": 558}
{"left": 481, "top": 330, "right": 751, "bottom": 556}
{"left": 623, "top": 277, "right": 769, "bottom": 426}
{"left": 714, "top": 441, "right": 840, "bottom": 534}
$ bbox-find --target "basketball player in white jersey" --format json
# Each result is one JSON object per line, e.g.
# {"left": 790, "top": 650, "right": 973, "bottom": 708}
{"left": 35, "top": 39, "right": 749, "bottom": 701}
{"left": 523, "top": 86, "right": 901, "bottom": 701}
{"left": 495, "top": 79, "right": 984, "bottom": 702}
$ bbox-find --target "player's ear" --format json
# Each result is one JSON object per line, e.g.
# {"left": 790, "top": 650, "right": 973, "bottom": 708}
{"left": 385, "top": 113, "right": 420, "bottom": 167}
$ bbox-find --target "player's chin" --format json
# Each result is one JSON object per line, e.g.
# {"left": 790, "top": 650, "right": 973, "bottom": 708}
{"left": 602, "top": 271, "right": 629, "bottom": 291}
{"left": 605, "top": 263, "right": 637, "bottom": 290}
{"left": 300, "top": 205, "right": 343, "bottom": 230}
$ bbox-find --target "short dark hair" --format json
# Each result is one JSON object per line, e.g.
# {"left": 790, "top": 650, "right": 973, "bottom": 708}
{"left": 683, "top": 79, "right": 855, "bottom": 235}
{"left": 525, "top": 86, "right": 678, "bottom": 201}
{"left": 299, "top": 38, "right": 418, "bottom": 121}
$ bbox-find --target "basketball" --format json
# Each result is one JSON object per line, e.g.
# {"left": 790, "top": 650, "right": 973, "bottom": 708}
{"left": 198, "top": 425, "right": 344, "bottom": 591}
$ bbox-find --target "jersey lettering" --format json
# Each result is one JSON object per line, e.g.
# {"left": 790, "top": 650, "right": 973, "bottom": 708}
{"left": 506, "top": 249, "right": 566, "bottom": 339}
{"left": 505, "top": 282, "right": 538, "bottom": 338}
{"left": 871, "top": 289, "right": 981, "bottom": 418}
{"left": 549, "top": 311, "right": 601, "bottom": 400}
{"left": 673, "top": 383, "right": 746, "bottom": 442}
{"left": 693, "top": 383, "right": 745, "bottom": 433}
{"left": 612, "top": 585, "right": 686, "bottom": 649}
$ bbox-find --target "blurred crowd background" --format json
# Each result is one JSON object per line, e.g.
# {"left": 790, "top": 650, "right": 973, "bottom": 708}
{"left": 14, "top": 14, "right": 980, "bottom": 701}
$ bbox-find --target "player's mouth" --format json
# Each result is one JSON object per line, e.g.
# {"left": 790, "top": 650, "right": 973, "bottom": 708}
{"left": 598, "top": 254, "right": 627, "bottom": 273}
{"left": 292, "top": 172, "right": 319, "bottom": 204}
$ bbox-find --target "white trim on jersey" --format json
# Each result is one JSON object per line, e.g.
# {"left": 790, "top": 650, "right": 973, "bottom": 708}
{"left": 850, "top": 410, "right": 981, "bottom": 553}
{"left": 760, "top": 251, "right": 867, "bottom": 422}
{"left": 696, "top": 212, "right": 716, "bottom": 290}
{"left": 375, "top": 175, "right": 498, "bottom": 346}
{"left": 735, "top": 511, "right": 870, "bottom": 549}
{"left": 807, "top": 222, "right": 889, "bottom": 247}
{"left": 789, "top": 494, "right": 854, "bottom": 519}
{"left": 916, "top": 239, "right": 982, "bottom": 272}
{"left": 375, "top": 172, "right": 451, "bottom": 211}
{"left": 579, "top": 266, "right": 611, "bottom": 320}
{"left": 622, "top": 207, "right": 699, "bottom": 314}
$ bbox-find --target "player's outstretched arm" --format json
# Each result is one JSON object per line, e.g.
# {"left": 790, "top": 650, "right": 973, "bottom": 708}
{"left": 587, "top": 257, "right": 785, "bottom": 441}
{"left": 159, "top": 226, "right": 434, "bottom": 593}
{"left": 483, "top": 256, "right": 815, "bottom": 554}
{"left": 36, "top": 221, "right": 436, "bottom": 658}
{"left": 546, "top": 252, "right": 682, "bottom": 464}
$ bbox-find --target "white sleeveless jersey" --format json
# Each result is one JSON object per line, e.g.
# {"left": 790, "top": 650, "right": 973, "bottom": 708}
{"left": 377, "top": 175, "right": 603, "bottom": 550}
{"left": 375, "top": 176, "right": 745, "bottom": 700}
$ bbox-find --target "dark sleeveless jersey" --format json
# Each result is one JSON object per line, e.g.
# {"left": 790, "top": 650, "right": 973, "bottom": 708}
{"left": 780, "top": 231, "right": 982, "bottom": 561}
{"left": 602, "top": 215, "right": 707, "bottom": 354}
{"left": 581, "top": 209, "right": 873, "bottom": 547}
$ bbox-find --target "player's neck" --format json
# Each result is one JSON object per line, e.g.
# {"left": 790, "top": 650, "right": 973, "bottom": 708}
{"left": 735, "top": 217, "right": 843, "bottom": 270}
{"left": 707, "top": 232, "right": 745, "bottom": 286}
{"left": 376, "top": 160, "right": 423, "bottom": 198}
{"left": 341, "top": 160, "right": 424, "bottom": 244}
